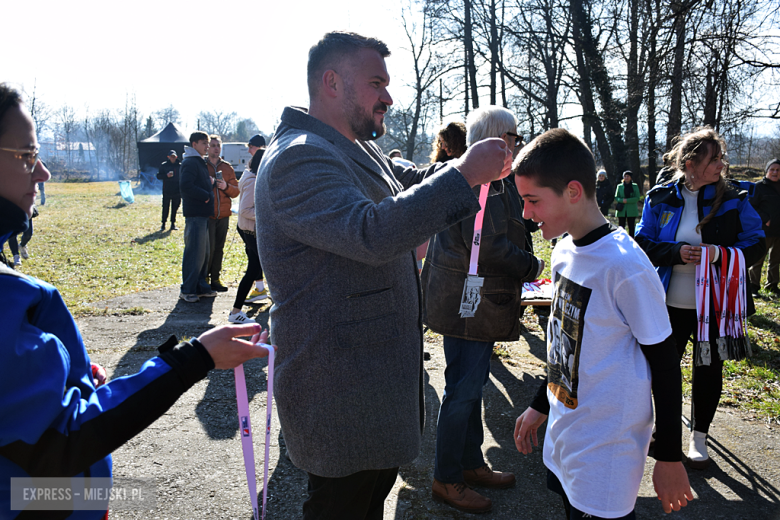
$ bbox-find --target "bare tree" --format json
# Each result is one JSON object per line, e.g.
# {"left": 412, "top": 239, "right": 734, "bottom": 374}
{"left": 153, "top": 105, "right": 181, "bottom": 128}
{"left": 398, "top": 2, "right": 460, "bottom": 161}
{"left": 25, "top": 81, "right": 51, "bottom": 140}
{"left": 501, "top": 0, "right": 570, "bottom": 132}
{"left": 198, "top": 110, "right": 237, "bottom": 138}
{"left": 56, "top": 105, "right": 78, "bottom": 169}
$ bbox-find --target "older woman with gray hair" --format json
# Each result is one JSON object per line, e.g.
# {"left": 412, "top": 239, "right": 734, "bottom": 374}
{"left": 421, "top": 106, "right": 543, "bottom": 513}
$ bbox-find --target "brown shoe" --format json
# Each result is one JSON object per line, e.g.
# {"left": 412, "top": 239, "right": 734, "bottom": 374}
{"left": 463, "top": 464, "right": 516, "bottom": 489}
{"left": 432, "top": 479, "right": 492, "bottom": 514}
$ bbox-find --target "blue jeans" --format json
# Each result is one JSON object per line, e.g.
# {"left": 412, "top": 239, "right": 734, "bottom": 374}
{"left": 434, "top": 336, "right": 494, "bottom": 483}
{"left": 181, "top": 216, "right": 211, "bottom": 295}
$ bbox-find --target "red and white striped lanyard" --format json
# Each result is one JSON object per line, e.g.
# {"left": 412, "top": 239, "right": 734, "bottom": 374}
{"left": 695, "top": 246, "right": 711, "bottom": 344}
{"left": 234, "top": 344, "right": 275, "bottom": 520}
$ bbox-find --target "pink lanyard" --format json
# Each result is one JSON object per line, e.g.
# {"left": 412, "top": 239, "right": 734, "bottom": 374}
{"left": 468, "top": 183, "right": 491, "bottom": 275}
{"left": 459, "top": 183, "right": 490, "bottom": 318}
{"left": 234, "top": 344, "right": 275, "bottom": 520}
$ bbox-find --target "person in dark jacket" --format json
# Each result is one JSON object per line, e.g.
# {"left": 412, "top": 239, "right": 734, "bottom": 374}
{"left": 0, "top": 82, "right": 274, "bottom": 520}
{"left": 635, "top": 126, "right": 765, "bottom": 469}
{"left": 157, "top": 150, "right": 181, "bottom": 231}
{"left": 422, "top": 106, "right": 542, "bottom": 513}
{"left": 595, "top": 169, "right": 613, "bottom": 215}
{"left": 179, "top": 132, "right": 216, "bottom": 302}
{"left": 748, "top": 158, "right": 780, "bottom": 296}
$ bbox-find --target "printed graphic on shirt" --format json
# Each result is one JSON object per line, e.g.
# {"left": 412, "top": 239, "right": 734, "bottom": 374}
{"left": 548, "top": 272, "right": 591, "bottom": 409}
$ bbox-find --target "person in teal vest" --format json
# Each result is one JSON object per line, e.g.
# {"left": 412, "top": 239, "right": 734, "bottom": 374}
{"left": 615, "top": 170, "right": 640, "bottom": 236}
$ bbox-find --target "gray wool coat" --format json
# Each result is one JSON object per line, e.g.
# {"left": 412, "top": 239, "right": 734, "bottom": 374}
{"left": 255, "top": 107, "right": 481, "bottom": 478}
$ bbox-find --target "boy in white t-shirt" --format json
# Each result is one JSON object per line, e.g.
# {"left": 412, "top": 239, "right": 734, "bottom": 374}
{"left": 512, "top": 129, "right": 693, "bottom": 519}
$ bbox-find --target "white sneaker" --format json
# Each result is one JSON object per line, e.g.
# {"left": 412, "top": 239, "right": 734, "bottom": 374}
{"left": 20, "top": 246, "right": 29, "bottom": 259}
{"left": 179, "top": 292, "right": 199, "bottom": 303}
{"left": 245, "top": 287, "right": 270, "bottom": 303}
{"left": 13, "top": 255, "right": 21, "bottom": 266}
{"left": 687, "top": 431, "right": 710, "bottom": 469}
{"left": 228, "top": 311, "right": 257, "bottom": 324}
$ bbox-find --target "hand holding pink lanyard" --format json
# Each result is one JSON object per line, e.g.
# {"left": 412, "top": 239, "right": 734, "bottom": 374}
{"left": 235, "top": 341, "right": 276, "bottom": 520}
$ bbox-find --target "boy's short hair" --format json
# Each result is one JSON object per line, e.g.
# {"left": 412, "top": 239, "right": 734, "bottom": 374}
{"left": 513, "top": 128, "right": 596, "bottom": 198}
{"left": 209, "top": 134, "right": 222, "bottom": 144}
{"left": 189, "top": 131, "right": 209, "bottom": 146}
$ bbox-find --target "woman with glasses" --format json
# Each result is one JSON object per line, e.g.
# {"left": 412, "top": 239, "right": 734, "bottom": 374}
{"left": 421, "top": 106, "right": 542, "bottom": 513}
{"left": 0, "top": 83, "right": 273, "bottom": 518}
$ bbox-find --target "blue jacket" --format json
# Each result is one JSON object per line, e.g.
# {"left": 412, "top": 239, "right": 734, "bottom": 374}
{"left": 635, "top": 179, "right": 765, "bottom": 312}
{"left": 0, "top": 197, "right": 215, "bottom": 519}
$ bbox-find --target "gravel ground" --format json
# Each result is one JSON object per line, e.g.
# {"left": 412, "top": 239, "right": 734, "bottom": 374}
{"left": 81, "top": 286, "right": 780, "bottom": 519}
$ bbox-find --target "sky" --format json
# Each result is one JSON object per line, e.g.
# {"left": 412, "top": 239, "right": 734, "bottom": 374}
{"left": 3, "top": 0, "right": 420, "bottom": 136}
{"left": 5, "top": 0, "right": 778, "bottom": 142}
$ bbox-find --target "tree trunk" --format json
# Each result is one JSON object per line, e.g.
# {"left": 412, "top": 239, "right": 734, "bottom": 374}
{"left": 667, "top": 1, "right": 687, "bottom": 149}
{"left": 464, "top": 0, "right": 479, "bottom": 109}
{"left": 625, "top": 0, "right": 644, "bottom": 190}
{"left": 646, "top": 0, "right": 660, "bottom": 186}
{"left": 571, "top": 0, "right": 616, "bottom": 180}
{"left": 489, "top": 0, "right": 498, "bottom": 105}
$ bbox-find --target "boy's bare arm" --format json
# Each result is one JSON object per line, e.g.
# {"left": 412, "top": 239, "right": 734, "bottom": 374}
{"left": 515, "top": 380, "right": 550, "bottom": 454}
{"left": 514, "top": 406, "right": 547, "bottom": 455}
{"left": 653, "top": 461, "right": 693, "bottom": 513}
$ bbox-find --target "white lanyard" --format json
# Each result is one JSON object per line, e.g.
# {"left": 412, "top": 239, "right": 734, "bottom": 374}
{"left": 234, "top": 344, "right": 275, "bottom": 520}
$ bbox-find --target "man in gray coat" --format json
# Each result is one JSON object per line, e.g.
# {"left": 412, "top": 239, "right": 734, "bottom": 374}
{"left": 256, "top": 31, "right": 511, "bottom": 519}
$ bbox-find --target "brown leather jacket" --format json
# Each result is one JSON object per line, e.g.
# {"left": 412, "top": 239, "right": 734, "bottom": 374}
{"left": 206, "top": 158, "right": 239, "bottom": 219}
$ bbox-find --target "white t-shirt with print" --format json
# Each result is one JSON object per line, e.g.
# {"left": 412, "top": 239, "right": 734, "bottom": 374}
{"left": 543, "top": 227, "right": 672, "bottom": 518}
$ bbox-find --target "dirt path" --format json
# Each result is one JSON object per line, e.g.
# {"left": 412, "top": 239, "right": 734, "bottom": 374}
{"left": 81, "top": 286, "right": 780, "bottom": 519}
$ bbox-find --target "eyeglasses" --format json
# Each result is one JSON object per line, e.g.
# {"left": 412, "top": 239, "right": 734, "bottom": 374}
{"left": 505, "top": 132, "right": 522, "bottom": 147}
{"left": 0, "top": 146, "right": 40, "bottom": 174}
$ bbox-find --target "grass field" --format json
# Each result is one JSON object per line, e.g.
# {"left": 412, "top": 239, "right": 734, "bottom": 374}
{"left": 5, "top": 180, "right": 779, "bottom": 423}
{"left": 7, "top": 182, "right": 247, "bottom": 315}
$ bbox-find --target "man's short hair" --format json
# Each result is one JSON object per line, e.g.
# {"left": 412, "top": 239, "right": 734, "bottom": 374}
{"left": 513, "top": 128, "right": 596, "bottom": 199}
{"left": 466, "top": 106, "right": 517, "bottom": 145}
{"left": 388, "top": 149, "right": 402, "bottom": 158}
{"left": 307, "top": 31, "right": 391, "bottom": 97}
{"left": 209, "top": 134, "right": 222, "bottom": 144}
{"left": 189, "top": 131, "right": 209, "bottom": 146}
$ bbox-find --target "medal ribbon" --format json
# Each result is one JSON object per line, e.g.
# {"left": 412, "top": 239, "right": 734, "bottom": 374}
{"left": 234, "top": 343, "right": 275, "bottom": 520}
{"left": 695, "top": 246, "right": 711, "bottom": 345}
{"left": 467, "top": 183, "right": 491, "bottom": 275}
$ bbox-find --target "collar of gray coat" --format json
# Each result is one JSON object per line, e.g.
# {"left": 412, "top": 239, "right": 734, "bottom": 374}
{"left": 281, "top": 106, "right": 403, "bottom": 194}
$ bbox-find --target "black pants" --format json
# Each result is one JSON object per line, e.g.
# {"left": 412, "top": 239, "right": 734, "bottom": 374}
{"left": 8, "top": 219, "right": 33, "bottom": 256}
{"left": 548, "top": 470, "right": 636, "bottom": 520}
{"left": 303, "top": 468, "right": 399, "bottom": 520}
{"left": 667, "top": 306, "right": 723, "bottom": 434}
{"left": 618, "top": 216, "right": 636, "bottom": 237}
{"left": 161, "top": 193, "right": 180, "bottom": 224}
{"left": 233, "top": 228, "right": 263, "bottom": 309}
{"left": 207, "top": 216, "right": 230, "bottom": 282}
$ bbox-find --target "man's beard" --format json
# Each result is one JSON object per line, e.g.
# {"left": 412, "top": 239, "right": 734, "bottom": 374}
{"left": 344, "top": 84, "right": 387, "bottom": 141}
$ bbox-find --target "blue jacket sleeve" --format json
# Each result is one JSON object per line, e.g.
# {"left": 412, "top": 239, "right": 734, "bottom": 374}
{"left": 734, "top": 196, "right": 766, "bottom": 267}
{"left": 635, "top": 195, "right": 686, "bottom": 267}
{"left": 0, "top": 276, "right": 215, "bottom": 478}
